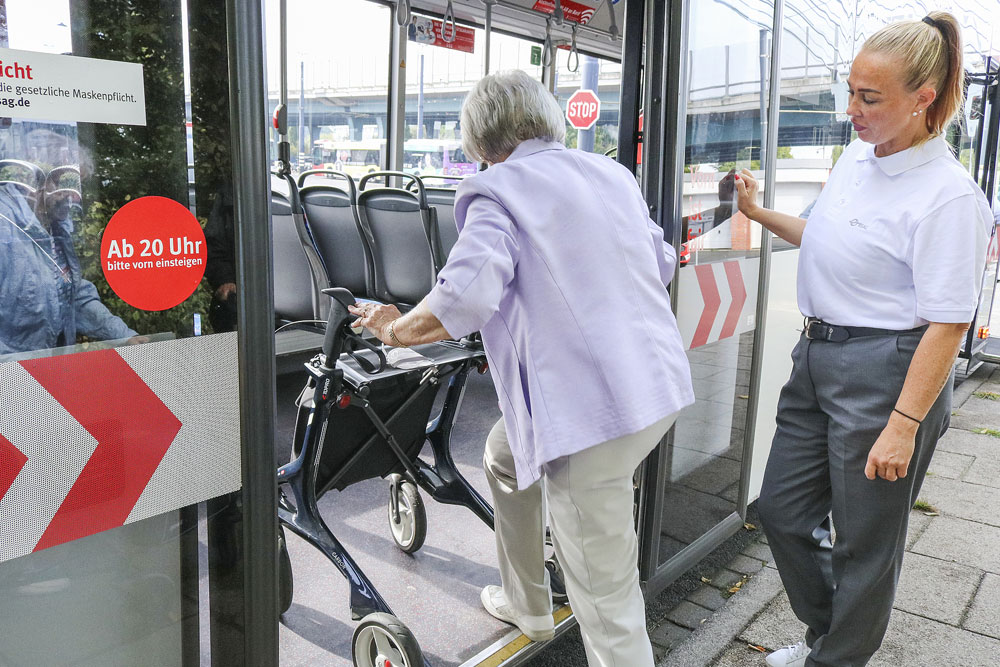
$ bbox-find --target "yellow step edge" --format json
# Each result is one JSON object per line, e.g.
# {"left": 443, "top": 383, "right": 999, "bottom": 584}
{"left": 473, "top": 606, "right": 574, "bottom": 667}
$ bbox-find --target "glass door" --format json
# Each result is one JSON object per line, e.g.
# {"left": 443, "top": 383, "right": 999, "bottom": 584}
{"left": 0, "top": 1, "right": 275, "bottom": 664}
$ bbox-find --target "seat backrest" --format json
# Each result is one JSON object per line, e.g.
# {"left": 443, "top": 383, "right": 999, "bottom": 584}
{"left": 426, "top": 188, "right": 459, "bottom": 265}
{"left": 301, "top": 184, "right": 372, "bottom": 298}
{"left": 357, "top": 172, "right": 439, "bottom": 306}
{"left": 271, "top": 191, "right": 315, "bottom": 322}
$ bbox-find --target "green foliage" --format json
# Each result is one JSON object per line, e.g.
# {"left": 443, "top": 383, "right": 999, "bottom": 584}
{"left": 831, "top": 144, "right": 845, "bottom": 168}
{"left": 564, "top": 124, "right": 617, "bottom": 156}
{"left": 69, "top": 0, "right": 213, "bottom": 339}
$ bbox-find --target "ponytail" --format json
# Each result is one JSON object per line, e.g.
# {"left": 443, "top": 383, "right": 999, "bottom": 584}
{"left": 863, "top": 11, "right": 965, "bottom": 141}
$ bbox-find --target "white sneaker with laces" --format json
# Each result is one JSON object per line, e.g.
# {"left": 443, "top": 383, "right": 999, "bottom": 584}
{"left": 765, "top": 640, "right": 811, "bottom": 667}
{"left": 480, "top": 585, "right": 554, "bottom": 642}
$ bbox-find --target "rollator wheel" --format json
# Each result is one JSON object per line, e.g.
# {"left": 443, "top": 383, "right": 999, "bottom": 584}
{"left": 352, "top": 612, "right": 423, "bottom": 667}
{"left": 387, "top": 478, "right": 427, "bottom": 554}
{"left": 278, "top": 526, "right": 294, "bottom": 615}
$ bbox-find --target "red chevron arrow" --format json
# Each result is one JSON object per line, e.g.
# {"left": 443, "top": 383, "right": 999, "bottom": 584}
{"left": 691, "top": 264, "right": 721, "bottom": 348}
{"left": 719, "top": 261, "right": 747, "bottom": 340}
{"left": 0, "top": 433, "right": 27, "bottom": 502}
{"left": 20, "top": 349, "right": 181, "bottom": 552}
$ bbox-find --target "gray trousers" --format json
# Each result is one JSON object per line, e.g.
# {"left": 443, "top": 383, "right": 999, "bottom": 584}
{"left": 758, "top": 330, "right": 951, "bottom": 667}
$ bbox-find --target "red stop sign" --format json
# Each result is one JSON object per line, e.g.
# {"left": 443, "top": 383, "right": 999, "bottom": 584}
{"left": 565, "top": 89, "right": 601, "bottom": 130}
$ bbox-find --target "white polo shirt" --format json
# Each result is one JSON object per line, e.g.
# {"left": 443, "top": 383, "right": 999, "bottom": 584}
{"left": 798, "top": 137, "right": 992, "bottom": 329}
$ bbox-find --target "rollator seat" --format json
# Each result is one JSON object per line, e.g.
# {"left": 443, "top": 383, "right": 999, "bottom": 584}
{"left": 295, "top": 342, "right": 483, "bottom": 496}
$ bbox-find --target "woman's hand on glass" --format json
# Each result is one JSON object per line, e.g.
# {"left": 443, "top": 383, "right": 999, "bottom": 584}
{"left": 734, "top": 169, "right": 760, "bottom": 220}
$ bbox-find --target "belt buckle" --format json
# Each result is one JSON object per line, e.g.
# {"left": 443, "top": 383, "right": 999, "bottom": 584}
{"left": 804, "top": 319, "right": 831, "bottom": 341}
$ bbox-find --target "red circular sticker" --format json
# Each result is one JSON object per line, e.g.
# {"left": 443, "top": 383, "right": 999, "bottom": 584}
{"left": 100, "top": 196, "right": 207, "bottom": 311}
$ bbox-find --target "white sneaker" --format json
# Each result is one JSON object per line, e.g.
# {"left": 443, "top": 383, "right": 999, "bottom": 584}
{"left": 480, "top": 585, "right": 555, "bottom": 642}
{"left": 765, "top": 640, "right": 811, "bottom": 667}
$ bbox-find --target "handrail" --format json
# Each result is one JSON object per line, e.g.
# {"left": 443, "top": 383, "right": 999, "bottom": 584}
{"left": 542, "top": 17, "right": 553, "bottom": 68}
{"left": 395, "top": 0, "right": 411, "bottom": 26}
{"left": 442, "top": 0, "right": 456, "bottom": 43}
{"left": 567, "top": 24, "right": 580, "bottom": 73}
{"left": 296, "top": 169, "right": 358, "bottom": 203}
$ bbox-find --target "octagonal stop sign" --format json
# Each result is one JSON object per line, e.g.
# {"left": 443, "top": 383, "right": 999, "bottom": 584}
{"left": 566, "top": 89, "right": 601, "bottom": 130}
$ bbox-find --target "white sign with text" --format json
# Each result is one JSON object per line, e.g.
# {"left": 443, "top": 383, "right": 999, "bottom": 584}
{"left": 0, "top": 47, "right": 145, "bottom": 126}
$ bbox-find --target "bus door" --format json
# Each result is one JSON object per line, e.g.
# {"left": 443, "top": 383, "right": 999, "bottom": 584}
{"left": 961, "top": 58, "right": 1000, "bottom": 366}
{"left": 0, "top": 1, "right": 276, "bottom": 665}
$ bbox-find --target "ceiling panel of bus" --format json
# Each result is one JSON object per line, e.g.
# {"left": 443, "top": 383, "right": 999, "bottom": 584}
{"left": 409, "top": 0, "right": 625, "bottom": 61}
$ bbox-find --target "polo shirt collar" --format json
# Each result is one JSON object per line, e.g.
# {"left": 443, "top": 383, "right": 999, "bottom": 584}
{"left": 859, "top": 135, "right": 951, "bottom": 176}
{"left": 507, "top": 138, "right": 566, "bottom": 162}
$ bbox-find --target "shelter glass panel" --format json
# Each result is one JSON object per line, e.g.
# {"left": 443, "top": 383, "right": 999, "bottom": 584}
{"left": 657, "top": 0, "right": 773, "bottom": 567}
{"left": 0, "top": 0, "right": 250, "bottom": 664}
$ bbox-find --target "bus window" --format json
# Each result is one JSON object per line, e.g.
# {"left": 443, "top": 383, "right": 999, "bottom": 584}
{"left": 266, "top": 0, "right": 391, "bottom": 180}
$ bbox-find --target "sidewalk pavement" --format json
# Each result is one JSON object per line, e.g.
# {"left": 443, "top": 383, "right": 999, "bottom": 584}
{"left": 651, "top": 363, "right": 1000, "bottom": 667}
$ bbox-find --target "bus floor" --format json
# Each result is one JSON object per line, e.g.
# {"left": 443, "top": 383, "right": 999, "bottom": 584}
{"left": 274, "top": 367, "right": 524, "bottom": 667}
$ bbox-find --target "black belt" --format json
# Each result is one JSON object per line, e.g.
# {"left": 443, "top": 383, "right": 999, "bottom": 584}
{"left": 803, "top": 317, "right": 927, "bottom": 343}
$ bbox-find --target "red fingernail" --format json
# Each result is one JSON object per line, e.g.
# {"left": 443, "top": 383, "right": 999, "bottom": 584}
{"left": 735, "top": 175, "right": 741, "bottom": 180}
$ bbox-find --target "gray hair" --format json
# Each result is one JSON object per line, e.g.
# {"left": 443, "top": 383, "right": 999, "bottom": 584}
{"left": 460, "top": 70, "right": 566, "bottom": 164}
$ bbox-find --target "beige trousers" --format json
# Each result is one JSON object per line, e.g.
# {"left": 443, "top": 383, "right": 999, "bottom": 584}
{"left": 483, "top": 413, "right": 677, "bottom": 667}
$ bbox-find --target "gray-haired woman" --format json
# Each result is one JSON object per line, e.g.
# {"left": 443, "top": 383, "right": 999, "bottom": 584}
{"left": 734, "top": 13, "right": 992, "bottom": 667}
{"left": 351, "top": 70, "right": 693, "bottom": 666}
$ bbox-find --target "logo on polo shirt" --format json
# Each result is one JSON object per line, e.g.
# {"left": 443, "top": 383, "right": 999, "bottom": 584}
{"left": 849, "top": 218, "right": 867, "bottom": 230}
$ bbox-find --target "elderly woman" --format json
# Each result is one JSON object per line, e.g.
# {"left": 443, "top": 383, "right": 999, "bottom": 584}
{"left": 735, "top": 12, "right": 992, "bottom": 667}
{"left": 351, "top": 70, "right": 693, "bottom": 666}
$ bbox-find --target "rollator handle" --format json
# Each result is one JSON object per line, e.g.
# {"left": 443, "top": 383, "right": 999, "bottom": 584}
{"left": 320, "top": 288, "right": 388, "bottom": 374}
{"left": 322, "top": 287, "right": 357, "bottom": 363}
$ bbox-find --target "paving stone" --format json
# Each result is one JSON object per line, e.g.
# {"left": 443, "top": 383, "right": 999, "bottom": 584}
{"left": 726, "top": 554, "right": 766, "bottom": 577}
{"left": 738, "top": 591, "right": 806, "bottom": 650}
{"left": 918, "top": 476, "right": 1000, "bottom": 527}
{"left": 935, "top": 428, "right": 1000, "bottom": 458}
{"left": 867, "top": 609, "right": 1000, "bottom": 667}
{"left": 893, "top": 552, "right": 982, "bottom": 625}
{"left": 910, "top": 516, "right": 1000, "bottom": 574}
{"left": 687, "top": 584, "right": 728, "bottom": 612}
{"left": 948, "top": 412, "right": 1000, "bottom": 432}
{"left": 666, "top": 600, "right": 714, "bottom": 630}
{"left": 741, "top": 542, "right": 773, "bottom": 564}
{"left": 705, "top": 568, "right": 746, "bottom": 592}
{"left": 650, "top": 621, "right": 692, "bottom": 654}
{"left": 955, "top": 396, "right": 1000, "bottom": 419}
{"left": 964, "top": 573, "right": 1000, "bottom": 639}
{"left": 962, "top": 454, "right": 1000, "bottom": 488}
{"left": 925, "top": 449, "right": 975, "bottom": 479}
{"left": 905, "top": 511, "right": 933, "bottom": 550}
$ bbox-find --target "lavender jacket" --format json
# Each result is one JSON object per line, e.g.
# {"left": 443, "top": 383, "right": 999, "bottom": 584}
{"left": 425, "top": 139, "right": 694, "bottom": 489}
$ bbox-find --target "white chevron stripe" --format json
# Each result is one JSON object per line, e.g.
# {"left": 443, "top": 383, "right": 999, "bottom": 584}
{"left": 119, "top": 333, "right": 242, "bottom": 525}
{"left": 0, "top": 363, "right": 99, "bottom": 563}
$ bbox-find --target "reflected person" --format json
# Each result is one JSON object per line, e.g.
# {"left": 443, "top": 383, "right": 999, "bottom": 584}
{"left": 735, "top": 12, "right": 992, "bottom": 667}
{"left": 351, "top": 70, "right": 694, "bottom": 667}
{"left": 0, "top": 180, "right": 137, "bottom": 357}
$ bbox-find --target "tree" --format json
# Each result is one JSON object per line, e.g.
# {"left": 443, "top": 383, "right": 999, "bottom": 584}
{"left": 70, "top": 0, "right": 211, "bottom": 338}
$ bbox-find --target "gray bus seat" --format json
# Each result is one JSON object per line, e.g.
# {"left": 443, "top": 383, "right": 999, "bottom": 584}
{"left": 271, "top": 191, "right": 317, "bottom": 323}
{"left": 426, "top": 188, "right": 459, "bottom": 265}
{"left": 357, "top": 171, "right": 440, "bottom": 307}
{"left": 298, "top": 170, "right": 373, "bottom": 299}
{"left": 409, "top": 175, "right": 463, "bottom": 266}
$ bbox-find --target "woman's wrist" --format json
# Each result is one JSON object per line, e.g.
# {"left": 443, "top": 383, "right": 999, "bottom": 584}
{"left": 888, "top": 409, "right": 921, "bottom": 433}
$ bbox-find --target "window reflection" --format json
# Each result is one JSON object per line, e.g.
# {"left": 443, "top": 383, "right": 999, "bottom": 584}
{"left": 659, "top": 0, "right": 772, "bottom": 566}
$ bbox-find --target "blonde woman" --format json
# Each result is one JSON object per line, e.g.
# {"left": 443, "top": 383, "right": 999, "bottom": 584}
{"left": 735, "top": 12, "right": 992, "bottom": 667}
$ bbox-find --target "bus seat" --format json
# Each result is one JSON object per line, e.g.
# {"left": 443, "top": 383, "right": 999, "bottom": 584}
{"left": 357, "top": 172, "right": 440, "bottom": 307}
{"left": 300, "top": 174, "right": 373, "bottom": 299}
{"left": 271, "top": 191, "right": 316, "bottom": 323}
{"left": 426, "top": 188, "right": 459, "bottom": 266}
